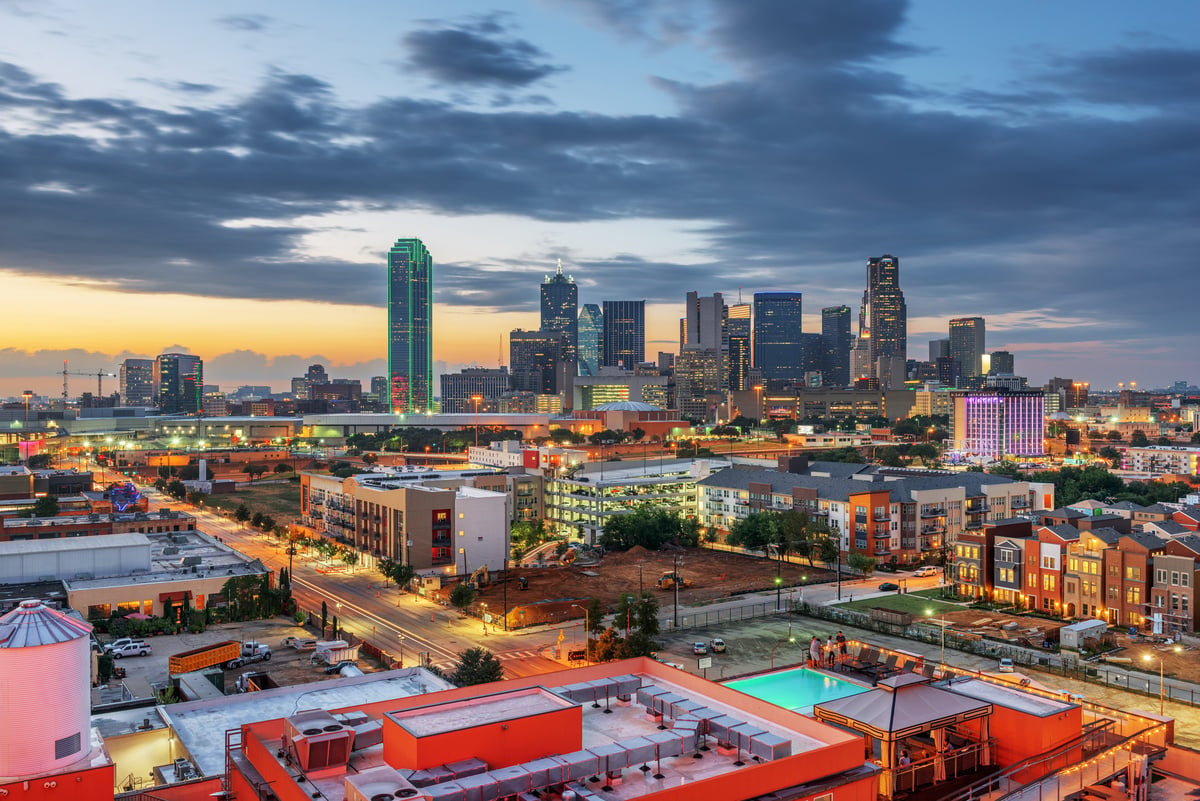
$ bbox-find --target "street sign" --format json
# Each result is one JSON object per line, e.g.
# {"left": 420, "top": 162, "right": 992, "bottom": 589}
{"left": 697, "top": 657, "right": 712, "bottom": 670}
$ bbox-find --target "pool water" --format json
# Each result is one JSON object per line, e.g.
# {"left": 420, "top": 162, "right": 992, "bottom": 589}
{"left": 725, "top": 667, "right": 869, "bottom": 711}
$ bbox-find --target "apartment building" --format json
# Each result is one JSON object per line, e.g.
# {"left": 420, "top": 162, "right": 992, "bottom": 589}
{"left": 1150, "top": 535, "right": 1200, "bottom": 635}
{"left": 300, "top": 470, "right": 508, "bottom": 577}
{"left": 698, "top": 461, "right": 1053, "bottom": 565}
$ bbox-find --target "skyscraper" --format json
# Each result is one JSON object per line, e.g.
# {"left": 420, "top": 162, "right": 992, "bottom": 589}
{"left": 753, "top": 292, "right": 803, "bottom": 384}
{"left": 578, "top": 304, "right": 603, "bottom": 376}
{"left": 860, "top": 255, "right": 907, "bottom": 384}
{"left": 726, "top": 302, "right": 752, "bottom": 391}
{"left": 540, "top": 260, "right": 578, "bottom": 373}
{"left": 929, "top": 338, "right": 950, "bottom": 361}
{"left": 949, "top": 317, "right": 986, "bottom": 384}
{"left": 989, "top": 350, "right": 1014, "bottom": 375}
{"left": 601, "top": 300, "right": 645, "bottom": 369}
{"left": 387, "top": 238, "right": 433, "bottom": 413}
{"left": 510, "top": 330, "right": 565, "bottom": 395}
{"left": 951, "top": 389, "right": 1045, "bottom": 459}
{"left": 684, "top": 291, "right": 726, "bottom": 386}
{"left": 119, "top": 358, "right": 154, "bottom": 406}
{"left": 154, "top": 353, "right": 202, "bottom": 415}
{"left": 821, "top": 305, "right": 851, "bottom": 387}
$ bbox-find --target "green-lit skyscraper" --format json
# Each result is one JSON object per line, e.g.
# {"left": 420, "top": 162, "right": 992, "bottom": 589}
{"left": 387, "top": 238, "right": 433, "bottom": 413}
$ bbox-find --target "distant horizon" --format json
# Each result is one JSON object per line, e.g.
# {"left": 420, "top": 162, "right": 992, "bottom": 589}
{"left": 3, "top": 2, "right": 1198, "bottom": 394}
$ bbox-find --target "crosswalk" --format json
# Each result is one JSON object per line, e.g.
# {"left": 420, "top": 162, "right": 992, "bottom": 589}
{"left": 430, "top": 649, "right": 546, "bottom": 672}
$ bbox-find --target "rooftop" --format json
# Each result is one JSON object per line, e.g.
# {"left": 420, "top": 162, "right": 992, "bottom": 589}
{"left": 164, "top": 667, "right": 454, "bottom": 776}
{"left": 61, "top": 530, "right": 267, "bottom": 590}
{"left": 0, "top": 509, "right": 193, "bottom": 529}
{"left": 941, "top": 677, "right": 1076, "bottom": 718}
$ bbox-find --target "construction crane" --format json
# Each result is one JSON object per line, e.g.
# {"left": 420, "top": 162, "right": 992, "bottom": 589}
{"left": 60, "top": 360, "right": 117, "bottom": 402}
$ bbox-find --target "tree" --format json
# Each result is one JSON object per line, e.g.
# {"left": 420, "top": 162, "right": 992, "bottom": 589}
{"left": 585, "top": 597, "right": 605, "bottom": 642}
{"left": 1098, "top": 446, "right": 1123, "bottom": 469}
{"left": 340, "top": 548, "right": 358, "bottom": 568}
{"left": 600, "top": 507, "right": 699, "bottom": 551}
{"left": 321, "top": 600, "right": 328, "bottom": 634}
{"left": 174, "top": 464, "right": 199, "bottom": 481}
{"left": 26, "top": 453, "right": 52, "bottom": 469}
{"left": 1157, "top": 436, "right": 1172, "bottom": 446}
{"left": 593, "top": 627, "right": 624, "bottom": 662}
{"left": 234, "top": 505, "right": 251, "bottom": 525}
{"left": 908, "top": 443, "right": 939, "bottom": 467}
{"left": 726, "top": 512, "right": 781, "bottom": 552}
{"left": 165, "top": 480, "right": 187, "bottom": 499}
{"left": 450, "top": 582, "right": 477, "bottom": 609}
{"left": 1191, "top": 431, "right": 1200, "bottom": 445}
{"left": 1130, "top": 430, "right": 1150, "bottom": 446}
{"left": 259, "top": 514, "right": 276, "bottom": 531}
{"left": 1106, "top": 430, "right": 1123, "bottom": 441}
{"left": 620, "top": 592, "right": 660, "bottom": 658}
{"left": 24, "top": 495, "right": 59, "bottom": 518}
{"left": 448, "top": 647, "right": 504, "bottom": 686}
{"left": 186, "top": 490, "right": 207, "bottom": 506}
{"left": 379, "top": 558, "right": 416, "bottom": 589}
{"left": 876, "top": 447, "right": 905, "bottom": 467}
{"left": 362, "top": 452, "right": 378, "bottom": 465}
{"left": 847, "top": 551, "right": 877, "bottom": 578}
{"left": 251, "top": 511, "right": 265, "bottom": 529}
{"left": 274, "top": 462, "right": 293, "bottom": 473}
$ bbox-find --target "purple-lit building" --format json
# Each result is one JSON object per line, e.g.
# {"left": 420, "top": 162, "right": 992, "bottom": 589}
{"left": 952, "top": 389, "right": 1045, "bottom": 459}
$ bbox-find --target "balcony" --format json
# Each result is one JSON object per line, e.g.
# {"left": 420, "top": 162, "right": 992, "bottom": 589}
{"left": 920, "top": 508, "right": 945, "bottom": 519}
{"left": 874, "top": 513, "right": 890, "bottom": 522}
{"left": 855, "top": 514, "right": 868, "bottom": 524}
{"left": 966, "top": 503, "right": 988, "bottom": 514}
{"left": 921, "top": 524, "right": 945, "bottom": 535}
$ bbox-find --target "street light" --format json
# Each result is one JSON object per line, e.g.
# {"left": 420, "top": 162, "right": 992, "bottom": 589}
{"left": 1144, "top": 647, "right": 1182, "bottom": 715}
{"left": 926, "top": 608, "right": 945, "bottom": 666}
{"left": 770, "top": 636, "right": 796, "bottom": 669}
{"left": 471, "top": 395, "right": 483, "bottom": 448}
{"left": 753, "top": 385, "right": 764, "bottom": 424}
{"left": 570, "top": 603, "right": 590, "bottom": 663}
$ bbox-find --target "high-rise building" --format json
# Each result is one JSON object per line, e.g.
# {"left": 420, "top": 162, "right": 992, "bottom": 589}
{"left": 949, "top": 317, "right": 987, "bottom": 384}
{"left": 753, "top": 292, "right": 803, "bottom": 384}
{"left": 800, "top": 333, "right": 824, "bottom": 380}
{"left": 821, "top": 305, "right": 851, "bottom": 387}
{"left": 601, "top": 300, "right": 645, "bottom": 369}
{"left": 509, "top": 330, "right": 564, "bottom": 395}
{"left": 860, "top": 255, "right": 907, "bottom": 384}
{"left": 387, "top": 238, "right": 433, "bottom": 413}
{"left": 675, "top": 349, "right": 721, "bottom": 420}
{"left": 951, "top": 389, "right": 1045, "bottom": 459}
{"left": 726, "top": 302, "right": 752, "bottom": 392}
{"left": 370, "top": 376, "right": 388, "bottom": 400}
{"left": 154, "top": 353, "right": 203, "bottom": 415}
{"left": 440, "top": 367, "right": 511, "bottom": 413}
{"left": 578, "top": 304, "right": 603, "bottom": 376}
{"left": 989, "top": 350, "right": 1014, "bottom": 375}
{"left": 929, "top": 338, "right": 950, "bottom": 361}
{"left": 540, "top": 261, "right": 578, "bottom": 371}
{"left": 118, "top": 358, "right": 154, "bottom": 406}
{"left": 684, "top": 291, "right": 726, "bottom": 387}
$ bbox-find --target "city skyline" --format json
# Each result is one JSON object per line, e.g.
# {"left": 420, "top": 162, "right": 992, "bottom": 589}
{"left": 3, "top": 1, "right": 1200, "bottom": 395}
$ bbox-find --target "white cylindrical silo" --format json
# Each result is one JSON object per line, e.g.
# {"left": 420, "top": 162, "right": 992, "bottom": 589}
{"left": 0, "top": 600, "right": 93, "bottom": 778}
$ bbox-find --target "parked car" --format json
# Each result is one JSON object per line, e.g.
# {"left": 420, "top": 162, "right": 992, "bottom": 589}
{"left": 913, "top": 566, "right": 939, "bottom": 577}
{"left": 692, "top": 642, "right": 708, "bottom": 656}
{"left": 878, "top": 582, "right": 900, "bottom": 592}
{"left": 110, "top": 642, "right": 152, "bottom": 659}
{"left": 998, "top": 658, "right": 1015, "bottom": 673}
{"left": 710, "top": 638, "right": 727, "bottom": 653}
{"left": 105, "top": 638, "right": 147, "bottom": 653}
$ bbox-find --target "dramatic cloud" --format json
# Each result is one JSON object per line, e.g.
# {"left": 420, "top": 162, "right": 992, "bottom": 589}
{"left": 215, "top": 14, "right": 275, "bottom": 33}
{"left": 402, "top": 14, "right": 567, "bottom": 87}
{"left": 0, "top": 0, "right": 1198, "bottom": 385}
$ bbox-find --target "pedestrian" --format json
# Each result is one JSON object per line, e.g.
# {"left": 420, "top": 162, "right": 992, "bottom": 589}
{"left": 899, "top": 750, "right": 912, "bottom": 766}
{"left": 826, "top": 636, "right": 836, "bottom": 667}
{"left": 809, "top": 636, "right": 821, "bottom": 667}
{"left": 837, "top": 630, "right": 848, "bottom": 658}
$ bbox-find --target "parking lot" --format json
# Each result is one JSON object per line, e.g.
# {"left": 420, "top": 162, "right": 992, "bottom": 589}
{"left": 98, "top": 618, "right": 380, "bottom": 696}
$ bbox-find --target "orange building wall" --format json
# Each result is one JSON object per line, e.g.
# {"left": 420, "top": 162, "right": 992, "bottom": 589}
{"left": 960, "top": 703, "right": 1081, "bottom": 780}
{"left": 383, "top": 700, "right": 581, "bottom": 770}
{"left": 0, "top": 763, "right": 114, "bottom": 801}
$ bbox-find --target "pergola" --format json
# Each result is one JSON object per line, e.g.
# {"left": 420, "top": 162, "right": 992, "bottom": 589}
{"left": 814, "top": 673, "right": 993, "bottom": 799}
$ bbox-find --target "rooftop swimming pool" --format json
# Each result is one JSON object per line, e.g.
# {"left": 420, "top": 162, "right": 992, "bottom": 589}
{"left": 725, "top": 667, "right": 869, "bottom": 711}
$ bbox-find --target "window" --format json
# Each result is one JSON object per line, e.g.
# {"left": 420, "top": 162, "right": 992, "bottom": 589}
{"left": 1171, "top": 571, "right": 1179, "bottom": 585}
{"left": 1125, "top": 567, "right": 1141, "bottom": 581}
{"left": 1125, "top": 587, "right": 1141, "bottom": 605}
{"left": 1069, "top": 557, "right": 1079, "bottom": 572}
{"left": 1043, "top": 556, "right": 1055, "bottom": 569}
{"left": 1183, "top": 572, "right": 1190, "bottom": 588}
{"left": 1184, "top": 597, "right": 1189, "bottom": 613}
{"left": 1027, "top": 571, "right": 1038, "bottom": 588}
{"left": 1042, "top": 575, "right": 1056, "bottom": 591}
{"left": 1158, "top": 568, "right": 1168, "bottom": 583}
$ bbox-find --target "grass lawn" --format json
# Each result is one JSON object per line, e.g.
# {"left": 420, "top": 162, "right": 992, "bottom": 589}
{"left": 203, "top": 481, "right": 301, "bottom": 520}
{"left": 837, "top": 593, "right": 958, "bottom": 616}
{"left": 908, "top": 587, "right": 963, "bottom": 602}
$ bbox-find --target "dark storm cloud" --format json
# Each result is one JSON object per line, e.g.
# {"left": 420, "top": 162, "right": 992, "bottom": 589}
{"left": 0, "top": 0, "right": 1199, "bottom": 370}
{"left": 1043, "top": 47, "right": 1200, "bottom": 107}
{"left": 402, "top": 14, "right": 567, "bottom": 87}
{"left": 216, "top": 14, "right": 275, "bottom": 33}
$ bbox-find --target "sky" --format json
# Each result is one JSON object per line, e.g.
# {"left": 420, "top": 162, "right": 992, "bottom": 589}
{"left": 2, "top": 0, "right": 1199, "bottom": 398}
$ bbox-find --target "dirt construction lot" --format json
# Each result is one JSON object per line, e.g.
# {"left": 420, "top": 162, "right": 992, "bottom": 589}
{"left": 476, "top": 546, "right": 834, "bottom": 612}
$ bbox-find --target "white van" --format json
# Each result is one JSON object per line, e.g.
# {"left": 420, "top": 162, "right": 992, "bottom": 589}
{"left": 914, "top": 566, "right": 939, "bottom": 577}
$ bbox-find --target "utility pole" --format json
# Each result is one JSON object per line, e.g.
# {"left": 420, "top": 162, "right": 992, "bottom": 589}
{"left": 673, "top": 551, "right": 680, "bottom": 629}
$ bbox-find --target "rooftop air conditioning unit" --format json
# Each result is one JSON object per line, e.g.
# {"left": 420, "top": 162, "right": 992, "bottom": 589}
{"left": 344, "top": 766, "right": 427, "bottom": 801}
{"left": 283, "top": 710, "right": 356, "bottom": 776}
